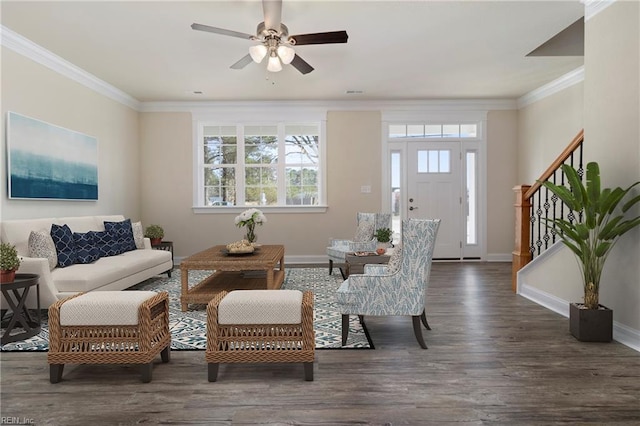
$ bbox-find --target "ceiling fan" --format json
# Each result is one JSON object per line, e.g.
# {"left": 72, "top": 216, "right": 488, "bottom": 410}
{"left": 191, "top": 0, "right": 348, "bottom": 74}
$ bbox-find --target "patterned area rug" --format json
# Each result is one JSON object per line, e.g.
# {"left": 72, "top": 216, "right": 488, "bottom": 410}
{"left": 0, "top": 267, "right": 373, "bottom": 351}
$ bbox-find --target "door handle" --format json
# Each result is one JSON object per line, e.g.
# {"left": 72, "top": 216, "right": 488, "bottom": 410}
{"left": 409, "top": 206, "right": 418, "bottom": 211}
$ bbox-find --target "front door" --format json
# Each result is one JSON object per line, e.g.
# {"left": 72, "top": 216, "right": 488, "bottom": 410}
{"left": 407, "top": 142, "right": 462, "bottom": 259}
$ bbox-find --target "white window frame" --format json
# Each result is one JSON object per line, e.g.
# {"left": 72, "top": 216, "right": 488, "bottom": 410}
{"left": 192, "top": 109, "right": 327, "bottom": 214}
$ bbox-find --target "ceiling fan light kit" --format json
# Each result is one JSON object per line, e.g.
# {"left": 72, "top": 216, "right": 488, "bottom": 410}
{"left": 191, "top": 0, "right": 348, "bottom": 74}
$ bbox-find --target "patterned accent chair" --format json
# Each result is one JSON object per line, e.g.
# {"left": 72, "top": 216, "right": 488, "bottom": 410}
{"left": 335, "top": 218, "right": 440, "bottom": 349}
{"left": 326, "top": 212, "right": 392, "bottom": 279}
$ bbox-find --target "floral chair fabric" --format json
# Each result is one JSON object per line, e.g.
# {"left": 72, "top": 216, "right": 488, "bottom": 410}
{"left": 335, "top": 218, "right": 440, "bottom": 348}
{"left": 326, "top": 212, "right": 392, "bottom": 278}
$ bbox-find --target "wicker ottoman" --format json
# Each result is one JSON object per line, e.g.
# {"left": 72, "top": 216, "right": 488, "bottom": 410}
{"left": 206, "top": 290, "right": 315, "bottom": 381}
{"left": 48, "top": 291, "right": 171, "bottom": 383}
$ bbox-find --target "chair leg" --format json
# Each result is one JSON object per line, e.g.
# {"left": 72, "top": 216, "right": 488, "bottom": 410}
{"left": 341, "top": 314, "right": 349, "bottom": 345}
{"left": 420, "top": 310, "right": 432, "bottom": 330}
{"left": 412, "top": 315, "right": 428, "bottom": 349}
{"left": 49, "top": 364, "right": 64, "bottom": 384}
{"left": 339, "top": 267, "right": 347, "bottom": 280}
{"left": 208, "top": 363, "right": 219, "bottom": 382}
{"left": 140, "top": 363, "right": 153, "bottom": 383}
{"left": 329, "top": 259, "right": 333, "bottom": 275}
{"left": 161, "top": 345, "right": 171, "bottom": 363}
{"left": 304, "top": 362, "right": 314, "bottom": 381}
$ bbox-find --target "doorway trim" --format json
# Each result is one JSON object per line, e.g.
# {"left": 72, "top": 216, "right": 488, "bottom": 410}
{"left": 381, "top": 110, "right": 488, "bottom": 260}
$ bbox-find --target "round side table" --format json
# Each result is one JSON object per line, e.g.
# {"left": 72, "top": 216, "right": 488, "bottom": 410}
{"left": 1, "top": 273, "right": 41, "bottom": 345}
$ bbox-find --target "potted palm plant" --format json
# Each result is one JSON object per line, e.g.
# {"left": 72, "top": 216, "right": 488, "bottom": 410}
{"left": 542, "top": 162, "right": 640, "bottom": 342}
{"left": 1, "top": 242, "right": 21, "bottom": 283}
{"left": 144, "top": 224, "right": 165, "bottom": 246}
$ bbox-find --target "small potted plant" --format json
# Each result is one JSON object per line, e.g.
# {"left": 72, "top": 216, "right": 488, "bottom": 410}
{"left": 0, "top": 242, "right": 21, "bottom": 283}
{"left": 374, "top": 227, "right": 393, "bottom": 254}
{"left": 144, "top": 224, "right": 165, "bottom": 246}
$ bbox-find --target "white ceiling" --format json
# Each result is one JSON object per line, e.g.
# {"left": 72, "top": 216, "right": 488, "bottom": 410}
{"left": 1, "top": 0, "right": 585, "bottom": 103}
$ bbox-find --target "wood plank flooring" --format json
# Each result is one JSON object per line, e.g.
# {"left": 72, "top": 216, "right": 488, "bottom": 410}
{"left": 1, "top": 262, "right": 639, "bottom": 425}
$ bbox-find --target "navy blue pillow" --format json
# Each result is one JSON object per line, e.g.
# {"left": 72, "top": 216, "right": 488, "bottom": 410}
{"left": 50, "top": 224, "right": 76, "bottom": 267}
{"left": 104, "top": 219, "right": 136, "bottom": 253}
{"left": 90, "top": 230, "right": 122, "bottom": 257}
{"left": 73, "top": 232, "right": 100, "bottom": 264}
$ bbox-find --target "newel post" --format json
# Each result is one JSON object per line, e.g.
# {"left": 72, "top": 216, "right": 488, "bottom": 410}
{"left": 512, "top": 185, "right": 532, "bottom": 292}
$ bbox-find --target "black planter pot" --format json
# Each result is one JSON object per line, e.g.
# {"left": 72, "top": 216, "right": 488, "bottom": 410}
{"left": 569, "top": 303, "right": 613, "bottom": 342}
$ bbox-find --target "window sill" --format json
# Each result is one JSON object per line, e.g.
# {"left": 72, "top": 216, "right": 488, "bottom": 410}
{"left": 192, "top": 205, "right": 328, "bottom": 214}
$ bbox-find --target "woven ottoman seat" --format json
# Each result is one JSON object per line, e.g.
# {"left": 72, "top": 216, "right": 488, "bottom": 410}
{"left": 206, "top": 290, "right": 315, "bottom": 381}
{"left": 47, "top": 291, "right": 171, "bottom": 383}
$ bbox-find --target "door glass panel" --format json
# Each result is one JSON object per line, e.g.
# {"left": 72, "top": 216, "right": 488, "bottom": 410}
{"left": 428, "top": 150, "right": 439, "bottom": 171}
{"left": 439, "top": 150, "right": 450, "bottom": 173}
{"left": 466, "top": 151, "right": 477, "bottom": 244}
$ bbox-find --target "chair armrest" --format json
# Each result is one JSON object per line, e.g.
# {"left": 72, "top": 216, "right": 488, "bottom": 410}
{"left": 143, "top": 237, "right": 152, "bottom": 249}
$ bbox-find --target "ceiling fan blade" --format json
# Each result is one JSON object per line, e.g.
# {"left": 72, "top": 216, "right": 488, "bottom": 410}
{"left": 262, "top": 0, "right": 282, "bottom": 31}
{"left": 290, "top": 54, "right": 314, "bottom": 75}
{"left": 230, "top": 54, "right": 254, "bottom": 70}
{"left": 191, "top": 23, "right": 254, "bottom": 40}
{"left": 289, "top": 31, "right": 348, "bottom": 46}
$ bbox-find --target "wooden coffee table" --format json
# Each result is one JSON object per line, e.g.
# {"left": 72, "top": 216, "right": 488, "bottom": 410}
{"left": 180, "top": 244, "right": 285, "bottom": 311}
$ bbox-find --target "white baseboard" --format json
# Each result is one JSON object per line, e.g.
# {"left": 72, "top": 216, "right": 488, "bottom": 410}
{"left": 519, "top": 281, "right": 640, "bottom": 352}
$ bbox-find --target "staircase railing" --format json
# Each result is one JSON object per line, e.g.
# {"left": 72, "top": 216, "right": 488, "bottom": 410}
{"left": 512, "top": 129, "right": 584, "bottom": 291}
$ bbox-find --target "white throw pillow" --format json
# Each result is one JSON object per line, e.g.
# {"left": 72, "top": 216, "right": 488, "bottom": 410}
{"left": 28, "top": 230, "right": 58, "bottom": 271}
{"left": 132, "top": 221, "right": 145, "bottom": 249}
{"left": 353, "top": 222, "right": 375, "bottom": 242}
{"left": 386, "top": 244, "right": 402, "bottom": 273}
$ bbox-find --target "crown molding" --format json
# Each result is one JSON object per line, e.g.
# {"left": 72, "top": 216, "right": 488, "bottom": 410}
{"left": 141, "top": 98, "right": 517, "bottom": 113}
{"left": 517, "top": 66, "right": 584, "bottom": 109}
{"left": 1, "top": 25, "right": 141, "bottom": 111}
{"left": 583, "top": 0, "right": 617, "bottom": 21}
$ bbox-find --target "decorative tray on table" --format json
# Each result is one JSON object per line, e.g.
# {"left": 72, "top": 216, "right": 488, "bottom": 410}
{"left": 353, "top": 251, "right": 379, "bottom": 256}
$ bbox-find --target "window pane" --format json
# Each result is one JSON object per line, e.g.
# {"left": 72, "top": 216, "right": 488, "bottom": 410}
{"left": 286, "top": 167, "right": 319, "bottom": 205}
{"left": 246, "top": 166, "right": 277, "bottom": 206}
{"left": 461, "top": 124, "right": 477, "bottom": 138}
{"left": 245, "top": 135, "right": 277, "bottom": 164}
{"left": 428, "top": 150, "right": 439, "bottom": 171}
{"left": 407, "top": 125, "right": 424, "bottom": 138}
{"left": 424, "top": 125, "right": 442, "bottom": 138}
{"left": 439, "top": 150, "right": 450, "bottom": 173}
{"left": 391, "top": 151, "right": 401, "bottom": 242}
{"left": 204, "top": 167, "right": 235, "bottom": 206}
{"left": 466, "top": 151, "right": 477, "bottom": 244}
{"left": 443, "top": 124, "right": 460, "bottom": 137}
{"left": 285, "top": 134, "right": 319, "bottom": 165}
{"left": 417, "top": 150, "right": 429, "bottom": 173}
{"left": 389, "top": 125, "right": 406, "bottom": 138}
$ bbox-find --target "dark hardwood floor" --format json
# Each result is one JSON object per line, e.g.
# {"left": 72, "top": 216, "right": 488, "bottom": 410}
{"left": 1, "top": 262, "right": 639, "bottom": 425}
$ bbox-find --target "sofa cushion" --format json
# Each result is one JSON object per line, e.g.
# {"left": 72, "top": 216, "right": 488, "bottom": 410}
{"left": 104, "top": 219, "right": 137, "bottom": 253}
{"left": 132, "top": 221, "right": 145, "bottom": 249}
{"left": 73, "top": 232, "right": 100, "bottom": 264}
{"left": 28, "top": 230, "right": 58, "bottom": 271}
{"left": 354, "top": 221, "right": 375, "bottom": 242}
{"left": 90, "top": 230, "right": 122, "bottom": 257}
{"left": 386, "top": 244, "right": 403, "bottom": 273}
{"left": 50, "top": 224, "right": 77, "bottom": 268}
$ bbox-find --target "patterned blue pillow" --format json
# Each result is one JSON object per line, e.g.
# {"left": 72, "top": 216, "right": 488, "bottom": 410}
{"left": 89, "top": 230, "right": 122, "bottom": 257}
{"left": 104, "top": 219, "right": 137, "bottom": 253}
{"left": 50, "top": 224, "right": 76, "bottom": 267}
{"left": 73, "top": 232, "right": 100, "bottom": 264}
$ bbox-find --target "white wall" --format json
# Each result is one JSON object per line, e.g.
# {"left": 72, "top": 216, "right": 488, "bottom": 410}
{"left": 0, "top": 47, "right": 141, "bottom": 221}
{"left": 583, "top": 1, "right": 640, "bottom": 332}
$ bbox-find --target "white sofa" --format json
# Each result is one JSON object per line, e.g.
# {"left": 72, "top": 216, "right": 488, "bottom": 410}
{"left": 1, "top": 215, "right": 173, "bottom": 309}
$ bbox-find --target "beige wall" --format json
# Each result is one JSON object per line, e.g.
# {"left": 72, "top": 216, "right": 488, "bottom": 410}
{"left": 0, "top": 48, "right": 141, "bottom": 221}
{"left": 583, "top": 1, "right": 639, "bottom": 330}
{"left": 138, "top": 110, "right": 382, "bottom": 261}
{"left": 517, "top": 82, "right": 584, "bottom": 184}
{"left": 486, "top": 110, "right": 518, "bottom": 257}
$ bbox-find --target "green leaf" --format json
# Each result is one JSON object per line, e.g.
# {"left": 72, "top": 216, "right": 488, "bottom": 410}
{"left": 598, "top": 215, "right": 623, "bottom": 240}
{"left": 595, "top": 241, "right": 612, "bottom": 257}
{"left": 541, "top": 181, "right": 579, "bottom": 211}
{"left": 575, "top": 223, "right": 590, "bottom": 238}
{"left": 622, "top": 192, "right": 640, "bottom": 213}
{"left": 562, "top": 164, "right": 587, "bottom": 211}
{"left": 586, "top": 162, "right": 601, "bottom": 211}
{"left": 608, "top": 217, "right": 640, "bottom": 238}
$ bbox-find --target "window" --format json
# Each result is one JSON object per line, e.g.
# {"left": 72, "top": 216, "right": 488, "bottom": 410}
{"left": 417, "top": 149, "right": 451, "bottom": 173}
{"left": 389, "top": 123, "right": 478, "bottom": 139}
{"left": 197, "top": 122, "right": 322, "bottom": 208}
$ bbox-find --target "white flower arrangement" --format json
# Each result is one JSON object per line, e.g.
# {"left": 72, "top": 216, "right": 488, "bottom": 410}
{"left": 234, "top": 208, "right": 267, "bottom": 227}
{"left": 234, "top": 208, "right": 266, "bottom": 243}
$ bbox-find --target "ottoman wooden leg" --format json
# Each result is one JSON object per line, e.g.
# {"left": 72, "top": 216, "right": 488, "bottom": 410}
{"left": 208, "top": 363, "right": 219, "bottom": 382}
{"left": 161, "top": 346, "right": 171, "bottom": 363}
{"left": 141, "top": 363, "right": 153, "bottom": 383}
{"left": 304, "top": 363, "right": 314, "bottom": 381}
{"left": 50, "top": 364, "right": 64, "bottom": 384}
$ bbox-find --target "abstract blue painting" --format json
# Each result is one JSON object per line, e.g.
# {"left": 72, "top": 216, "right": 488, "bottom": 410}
{"left": 7, "top": 112, "right": 98, "bottom": 200}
